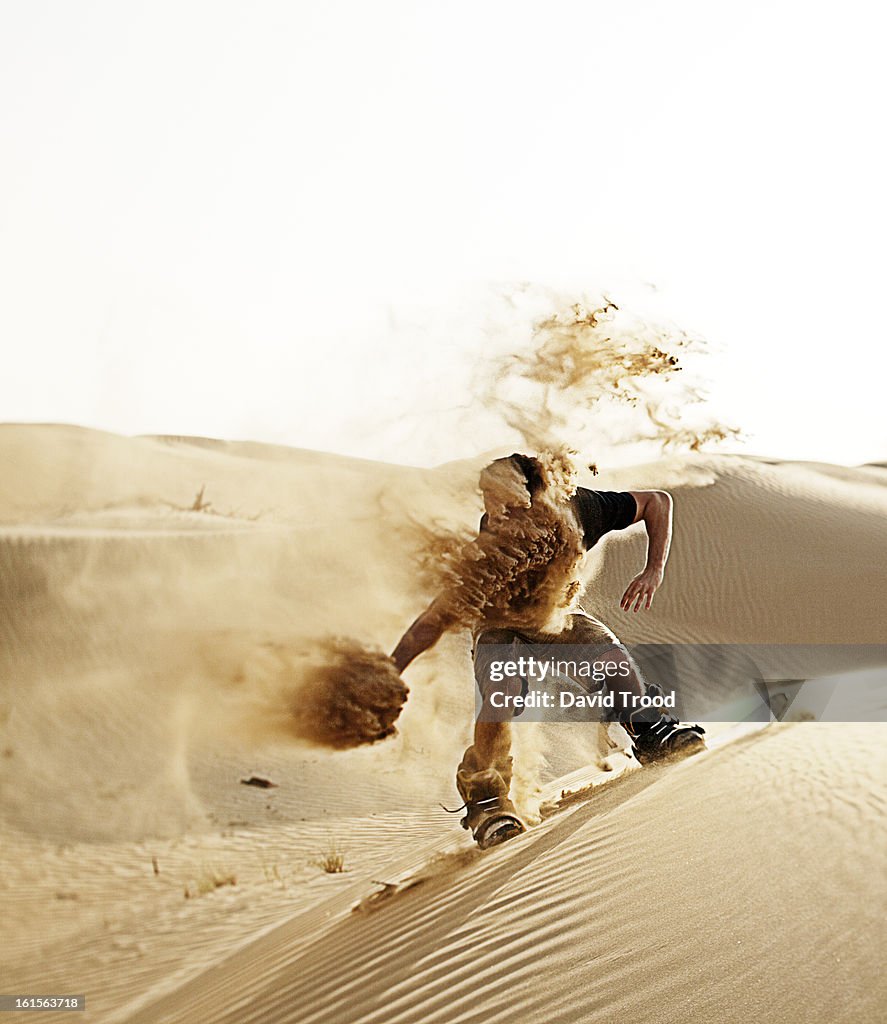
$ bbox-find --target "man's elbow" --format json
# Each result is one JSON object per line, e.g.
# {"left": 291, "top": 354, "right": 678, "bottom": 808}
{"left": 631, "top": 489, "right": 672, "bottom": 524}
{"left": 651, "top": 490, "right": 673, "bottom": 513}
{"left": 648, "top": 490, "right": 673, "bottom": 523}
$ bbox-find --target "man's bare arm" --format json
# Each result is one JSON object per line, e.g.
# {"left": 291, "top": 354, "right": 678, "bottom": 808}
{"left": 390, "top": 598, "right": 456, "bottom": 673}
{"left": 620, "top": 489, "right": 673, "bottom": 612}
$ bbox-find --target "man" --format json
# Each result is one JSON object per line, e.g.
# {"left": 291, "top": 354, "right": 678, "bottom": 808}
{"left": 391, "top": 453, "right": 705, "bottom": 849}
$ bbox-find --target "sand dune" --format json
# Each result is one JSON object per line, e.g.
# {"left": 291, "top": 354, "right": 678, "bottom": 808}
{"left": 1, "top": 425, "right": 885, "bottom": 1022}
{"left": 121, "top": 724, "right": 887, "bottom": 1024}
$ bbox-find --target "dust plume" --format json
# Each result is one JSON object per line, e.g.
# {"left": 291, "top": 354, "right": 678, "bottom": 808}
{"left": 292, "top": 639, "right": 409, "bottom": 749}
{"left": 425, "top": 453, "right": 586, "bottom": 635}
{"left": 480, "top": 297, "right": 738, "bottom": 456}
{"left": 198, "top": 634, "right": 410, "bottom": 753}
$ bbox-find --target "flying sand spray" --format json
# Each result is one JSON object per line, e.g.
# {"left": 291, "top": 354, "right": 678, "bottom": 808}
{"left": 292, "top": 296, "right": 736, "bottom": 750}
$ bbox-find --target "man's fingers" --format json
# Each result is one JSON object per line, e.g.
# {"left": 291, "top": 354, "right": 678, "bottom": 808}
{"left": 622, "top": 579, "right": 661, "bottom": 612}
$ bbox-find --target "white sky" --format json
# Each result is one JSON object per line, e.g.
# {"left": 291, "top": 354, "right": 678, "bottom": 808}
{"left": 2, "top": 0, "right": 885, "bottom": 467}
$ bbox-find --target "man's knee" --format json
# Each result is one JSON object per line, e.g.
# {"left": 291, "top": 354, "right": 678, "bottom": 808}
{"left": 472, "top": 629, "right": 526, "bottom": 706}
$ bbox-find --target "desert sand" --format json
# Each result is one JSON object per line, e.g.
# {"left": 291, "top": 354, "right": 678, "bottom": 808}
{"left": 1, "top": 424, "right": 885, "bottom": 1023}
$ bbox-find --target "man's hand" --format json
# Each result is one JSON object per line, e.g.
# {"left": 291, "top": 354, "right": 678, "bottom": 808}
{"left": 620, "top": 567, "right": 664, "bottom": 613}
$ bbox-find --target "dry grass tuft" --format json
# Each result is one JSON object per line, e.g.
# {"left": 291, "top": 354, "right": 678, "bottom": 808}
{"left": 190, "top": 484, "right": 212, "bottom": 512}
{"left": 314, "top": 840, "right": 347, "bottom": 874}
{"left": 184, "top": 864, "right": 237, "bottom": 899}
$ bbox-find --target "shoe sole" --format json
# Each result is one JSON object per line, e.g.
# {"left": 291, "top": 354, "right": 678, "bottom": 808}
{"left": 636, "top": 733, "right": 707, "bottom": 765}
{"left": 474, "top": 814, "right": 526, "bottom": 850}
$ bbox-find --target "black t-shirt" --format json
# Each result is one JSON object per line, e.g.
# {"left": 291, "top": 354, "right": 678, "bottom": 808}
{"left": 477, "top": 488, "right": 637, "bottom": 549}
{"left": 571, "top": 488, "right": 637, "bottom": 550}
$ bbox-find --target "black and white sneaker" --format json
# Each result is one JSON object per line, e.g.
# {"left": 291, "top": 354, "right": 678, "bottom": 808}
{"left": 622, "top": 684, "right": 706, "bottom": 764}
